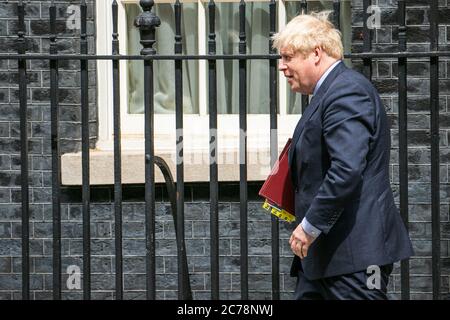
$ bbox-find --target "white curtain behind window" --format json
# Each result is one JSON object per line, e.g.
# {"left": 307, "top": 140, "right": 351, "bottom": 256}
{"left": 126, "top": 1, "right": 350, "bottom": 115}
{"left": 127, "top": 3, "right": 198, "bottom": 114}
{"left": 211, "top": 2, "right": 270, "bottom": 114}
{"left": 127, "top": 2, "right": 271, "bottom": 115}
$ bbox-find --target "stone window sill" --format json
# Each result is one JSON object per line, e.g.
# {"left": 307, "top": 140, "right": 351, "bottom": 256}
{"left": 61, "top": 137, "right": 287, "bottom": 185}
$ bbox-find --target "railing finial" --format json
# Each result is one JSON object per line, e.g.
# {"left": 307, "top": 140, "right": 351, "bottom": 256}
{"left": 134, "top": 0, "right": 161, "bottom": 55}
{"left": 112, "top": 0, "right": 119, "bottom": 55}
{"left": 17, "top": 0, "right": 26, "bottom": 54}
{"left": 140, "top": 0, "right": 154, "bottom": 11}
{"left": 49, "top": 0, "right": 57, "bottom": 47}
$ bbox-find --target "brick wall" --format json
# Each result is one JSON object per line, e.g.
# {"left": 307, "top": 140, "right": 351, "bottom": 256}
{"left": 0, "top": 0, "right": 449, "bottom": 300}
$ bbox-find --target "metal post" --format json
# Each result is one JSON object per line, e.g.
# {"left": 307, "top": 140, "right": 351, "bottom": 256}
{"left": 238, "top": 0, "right": 248, "bottom": 301}
{"left": 208, "top": 0, "right": 219, "bottom": 301}
{"left": 112, "top": 0, "right": 123, "bottom": 300}
{"left": 173, "top": 0, "right": 192, "bottom": 300}
{"left": 333, "top": 0, "right": 341, "bottom": 30}
{"left": 80, "top": 0, "right": 91, "bottom": 300}
{"left": 134, "top": 0, "right": 160, "bottom": 300}
{"left": 362, "top": 0, "right": 373, "bottom": 79}
{"left": 269, "top": 0, "right": 280, "bottom": 300}
{"left": 429, "top": 0, "right": 441, "bottom": 301}
{"left": 397, "top": 0, "right": 410, "bottom": 300}
{"left": 17, "top": 0, "right": 30, "bottom": 301}
{"left": 49, "top": 0, "right": 62, "bottom": 300}
{"left": 300, "top": 0, "right": 309, "bottom": 113}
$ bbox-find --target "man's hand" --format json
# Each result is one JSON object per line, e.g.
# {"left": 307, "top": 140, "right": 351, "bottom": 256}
{"left": 289, "top": 224, "right": 316, "bottom": 259}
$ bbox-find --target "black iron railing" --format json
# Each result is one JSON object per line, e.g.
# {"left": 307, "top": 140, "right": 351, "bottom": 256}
{"left": 0, "top": 0, "right": 446, "bottom": 300}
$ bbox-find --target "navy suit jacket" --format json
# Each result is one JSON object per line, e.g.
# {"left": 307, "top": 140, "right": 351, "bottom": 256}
{"left": 288, "top": 61, "right": 414, "bottom": 280}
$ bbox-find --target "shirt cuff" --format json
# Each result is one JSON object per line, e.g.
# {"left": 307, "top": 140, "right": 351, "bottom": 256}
{"left": 301, "top": 218, "right": 322, "bottom": 239}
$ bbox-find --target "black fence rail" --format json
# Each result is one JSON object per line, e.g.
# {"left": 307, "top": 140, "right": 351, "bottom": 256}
{"left": 0, "top": 0, "right": 447, "bottom": 300}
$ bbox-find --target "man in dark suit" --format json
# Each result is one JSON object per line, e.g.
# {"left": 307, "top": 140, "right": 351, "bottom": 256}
{"left": 272, "top": 12, "right": 414, "bottom": 300}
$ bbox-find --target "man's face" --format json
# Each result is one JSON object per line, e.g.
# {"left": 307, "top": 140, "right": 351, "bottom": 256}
{"left": 278, "top": 47, "right": 317, "bottom": 95}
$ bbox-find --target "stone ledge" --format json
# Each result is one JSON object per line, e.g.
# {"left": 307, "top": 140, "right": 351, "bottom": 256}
{"left": 61, "top": 147, "right": 283, "bottom": 185}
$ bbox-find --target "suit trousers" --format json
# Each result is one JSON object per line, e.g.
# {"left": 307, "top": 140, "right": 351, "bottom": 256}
{"left": 294, "top": 264, "right": 393, "bottom": 300}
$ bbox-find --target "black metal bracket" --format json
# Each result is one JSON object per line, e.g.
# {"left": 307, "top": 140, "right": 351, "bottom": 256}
{"left": 154, "top": 156, "right": 193, "bottom": 300}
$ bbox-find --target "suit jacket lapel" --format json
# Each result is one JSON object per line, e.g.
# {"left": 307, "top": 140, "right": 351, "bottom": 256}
{"left": 288, "top": 95, "right": 319, "bottom": 165}
{"left": 288, "top": 61, "right": 347, "bottom": 166}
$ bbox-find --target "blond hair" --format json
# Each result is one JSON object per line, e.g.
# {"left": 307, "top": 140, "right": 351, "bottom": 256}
{"left": 272, "top": 11, "right": 343, "bottom": 59}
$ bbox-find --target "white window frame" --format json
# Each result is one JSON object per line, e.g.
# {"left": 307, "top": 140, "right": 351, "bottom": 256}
{"left": 96, "top": 0, "right": 297, "bottom": 154}
{"left": 65, "top": 0, "right": 349, "bottom": 184}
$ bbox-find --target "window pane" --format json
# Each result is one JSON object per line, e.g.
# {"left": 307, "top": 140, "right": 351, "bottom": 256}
{"left": 126, "top": 3, "right": 199, "bottom": 114}
{"left": 285, "top": 0, "right": 352, "bottom": 114}
{"left": 206, "top": 2, "right": 270, "bottom": 114}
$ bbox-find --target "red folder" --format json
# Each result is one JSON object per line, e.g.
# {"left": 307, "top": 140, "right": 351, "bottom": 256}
{"left": 259, "top": 139, "right": 295, "bottom": 223}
